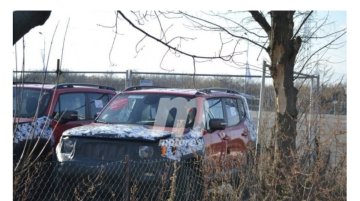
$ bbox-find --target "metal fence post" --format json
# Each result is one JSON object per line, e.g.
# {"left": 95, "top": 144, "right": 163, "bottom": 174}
{"left": 308, "top": 74, "right": 320, "bottom": 164}
{"left": 309, "top": 77, "right": 313, "bottom": 144}
{"left": 125, "top": 70, "right": 133, "bottom": 88}
{"left": 256, "top": 61, "right": 268, "bottom": 156}
{"left": 314, "top": 75, "right": 320, "bottom": 157}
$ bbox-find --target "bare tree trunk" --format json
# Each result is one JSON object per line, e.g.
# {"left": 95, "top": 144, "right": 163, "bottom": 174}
{"left": 268, "top": 11, "right": 301, "bottom": 199}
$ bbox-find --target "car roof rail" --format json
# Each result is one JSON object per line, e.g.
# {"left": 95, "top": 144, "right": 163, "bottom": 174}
{"left": 54, "top": 83, "right": 116, "bottom": 91}
{"left": 123, "top": 85, "right": 167, "bottom": 92}
{"left": 198, "top": 88, "right": 241, "bottom": 95}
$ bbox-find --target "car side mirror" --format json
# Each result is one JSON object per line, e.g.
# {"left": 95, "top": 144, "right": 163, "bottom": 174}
{"left": 209, "top": 118, "right": 227, "bottom": 131}
{"left": 58, "top": 110, "right": 78, "bottom": 124}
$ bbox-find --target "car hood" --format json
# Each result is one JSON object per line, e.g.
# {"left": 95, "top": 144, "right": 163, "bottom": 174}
{"left": 61, "top": 124, "right": 205, "bottom": 161}
{"left": 62, "top": 123, "right": 174, "bottom": 141}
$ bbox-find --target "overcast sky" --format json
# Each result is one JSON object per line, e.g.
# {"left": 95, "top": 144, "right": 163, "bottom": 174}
{"left": 12, "top": 10, "right": 346, "bottom": 83}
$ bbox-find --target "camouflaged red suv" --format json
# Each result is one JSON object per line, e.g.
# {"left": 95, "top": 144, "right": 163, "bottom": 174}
{"left": 56, "top": 86, "right": 256, "bottom": 162}
{"left": 54, "top": 86, "right": 256, "bottom": 200}
{"left": 13, "top": 83, "right": 116, "bottom": 161}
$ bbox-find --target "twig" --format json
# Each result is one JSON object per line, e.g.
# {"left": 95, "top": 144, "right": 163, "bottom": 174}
{"left": 118, "top": 11, "right": 233, "bottom": 61}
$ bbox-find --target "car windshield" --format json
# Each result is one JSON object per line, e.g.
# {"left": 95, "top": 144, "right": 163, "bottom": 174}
{"left": 13, "top": 87, "right": 52, "bottom": 118}
{"left": 96, "top": 93, "right": 198, "bottom": 128}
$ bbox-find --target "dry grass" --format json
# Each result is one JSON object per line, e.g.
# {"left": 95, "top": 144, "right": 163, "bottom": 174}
{"left": 13, "top": 112, "right": 346, "bottom": 201}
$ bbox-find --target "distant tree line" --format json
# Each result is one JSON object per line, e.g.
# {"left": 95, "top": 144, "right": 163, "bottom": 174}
{"left": 13, "top": 72, "right": 346, "bottom": 115}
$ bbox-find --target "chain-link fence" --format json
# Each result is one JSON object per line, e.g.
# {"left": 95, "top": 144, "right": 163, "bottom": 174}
{"left": 13, "top": 141, "right": 346, "bottom": 201}
{"left": 14, "top": 157, "right": 253, "bottom": 201}
{"left": 13, "top": 70, "right": 346, "bottom": 200}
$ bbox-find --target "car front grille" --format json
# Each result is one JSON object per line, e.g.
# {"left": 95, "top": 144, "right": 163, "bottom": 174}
{"left": 73, "top": 138, "right": 161, "bottom": 162}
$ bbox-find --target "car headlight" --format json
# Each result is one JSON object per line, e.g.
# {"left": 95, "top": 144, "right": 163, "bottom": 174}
{"left": 139, "top": 146, "right": 154, "bottom": 159}
{"left": 56, "top": 137, "right": 76, "bottom": 162}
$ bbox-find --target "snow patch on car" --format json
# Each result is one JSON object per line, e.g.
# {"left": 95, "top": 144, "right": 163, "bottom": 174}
{"left": 14, "top": 116, "right": 53, "bottom": 143}
{"left": 63, "top": 124, "right": 172, "bottom": 141}
{"left": 159, "top": 127, "right": 204, "bottom": 161}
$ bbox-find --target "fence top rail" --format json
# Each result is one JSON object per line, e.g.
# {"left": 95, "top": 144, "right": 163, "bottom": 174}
{"left": 13, "top": 70, "right": 127, "bottom": 74}
{"left": 13, "top": 70, "right": 316, "bottom": 79}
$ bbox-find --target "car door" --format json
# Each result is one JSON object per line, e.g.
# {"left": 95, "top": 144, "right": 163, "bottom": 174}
{"left": 51, "top": 92, "right": 112, "bottom": 145}
{"left": 203, "top": 97, "right": 249, "bottom": 169}
{"left": 51, "top": 92, "right": 88, "bottom": 145}
{"left": 223, "top": 97, "right": 250, "bottom": 165}
{"left": 202, "top": 98, "right": 228, "bottom": 164}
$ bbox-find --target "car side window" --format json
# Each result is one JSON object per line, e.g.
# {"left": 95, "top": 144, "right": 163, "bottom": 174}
{"left": 237, "top": 98, "right": 246, "bottom": 120}
{"left": 224, "top": 98, "right": 240, "bottom": 126}
{"left": 205, "top": 98, "right": 224, "bottom": 129}
{"left": 54, "top": 93, "right": 86, "bottom": 120}
{"left": 88, "top": 93, "right": 112, "bottom": 119}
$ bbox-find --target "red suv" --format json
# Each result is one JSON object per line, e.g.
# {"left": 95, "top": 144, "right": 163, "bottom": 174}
{"left": 55, "top": 86, "right": 256, "bottom": 200}
{"left": 13, "top": 83, "right": 116, "bottom": 161}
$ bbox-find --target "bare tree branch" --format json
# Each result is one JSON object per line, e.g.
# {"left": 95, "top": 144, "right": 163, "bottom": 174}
{"left": 178, "top": 11, "right": 268, "bottom": 50}
{"left": 292, "top": 11, "right": 314, "bottom": 39}
{"left": 304, "top": 28, "right": 346, "bottom": 40}
{"left": 159, "top": 48, "right": 174, "bottom": 72}
{"left": 154, "top": 11, "right": 167, "bottom": 41}
{"left": 249, "top": 11, "right": 271, "bottom": 36}
{"left": 118, "top": 11, "right": 233, "bottom": 61}
{"left": 59, "top": 18, "right": 71, "bottom": 71}
{"left": 109, "top": 12, "right": 119, "bottom": 66}
{"left": 301, "top": 15, "right": 328, "bottom": 44}
{"left": 204, "top": 11, "right": 268, "bottom": 38}
{"left": 295, "top": 31, "right": 346, "bottom": 79}
{"left": 135, "top": 35, "right": 147, "bottom": 57}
